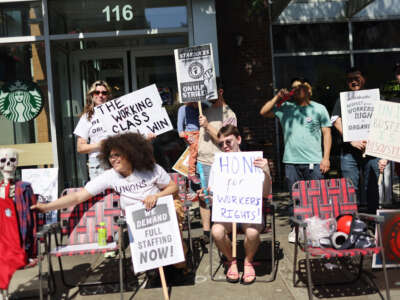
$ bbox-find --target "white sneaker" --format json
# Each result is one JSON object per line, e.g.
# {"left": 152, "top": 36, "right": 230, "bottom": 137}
{"left": 288, "top": 228, "right": 296, "bottom": 243}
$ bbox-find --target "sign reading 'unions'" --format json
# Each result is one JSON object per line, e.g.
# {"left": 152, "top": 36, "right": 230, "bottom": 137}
{"left": 0, "top": 80, "right": 44, "bottom": 123}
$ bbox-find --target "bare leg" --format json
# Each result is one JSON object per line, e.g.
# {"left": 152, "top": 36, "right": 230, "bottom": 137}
{"left": 241, "top": 224, "right": 262, "bottom": 284}
{"left": 199, "top": 206, "right": 211, "bottom": 231}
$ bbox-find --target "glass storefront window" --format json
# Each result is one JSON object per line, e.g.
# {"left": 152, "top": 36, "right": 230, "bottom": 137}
{"left": 0, "top": 42, "right": 50, "bottom": 146}
{"left": 273, "top": 23, "right": 348, "bottom": 53}
{"left": 48, "top": 0, "right": 188, "bottom": 35}
{"left": 0, "top": 1, "right": 43, "bottom": 37}
{"left": 353, "top": 20, "right": 400, "bottom": 50}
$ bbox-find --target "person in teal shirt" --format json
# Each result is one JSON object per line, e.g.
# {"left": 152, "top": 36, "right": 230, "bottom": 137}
{"left": 260, "top": 78, "right": 332, "bottom": 242}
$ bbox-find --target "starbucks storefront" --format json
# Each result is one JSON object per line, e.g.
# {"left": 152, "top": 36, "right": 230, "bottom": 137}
{"left": 0, "top": 0, "right": 219, "bottom": 187}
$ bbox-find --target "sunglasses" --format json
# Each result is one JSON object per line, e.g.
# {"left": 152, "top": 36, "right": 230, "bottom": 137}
{"left": 218, "top": 139, "right": 233, "bottom": 148}
{"left": 0, "top": 157, "right": 16, "bottom": 163}
{"left": 93, "top": 90, "right": 109, "bottom": 96}
{"left": 346, "top": 76, "right": 361, "bottom": 83}
{"left": 108, "top": 153, "right": 121, "bottom": 161}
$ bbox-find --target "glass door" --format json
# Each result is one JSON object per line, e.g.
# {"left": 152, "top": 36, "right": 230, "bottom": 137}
{"left": 68, "top": 51, "right": 129, "bottom": 185}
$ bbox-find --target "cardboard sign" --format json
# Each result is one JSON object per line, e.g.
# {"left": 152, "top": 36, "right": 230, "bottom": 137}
{"left": 95, "top": 84, "right": 173, "bottom": 136}
{"left": 211, "top": 152, "right": 264, "bottom": 224}
{"left": 172, "top": 147, "right": 190, "bottom": 177}
{"left": 340, "top": 88, "right": 380, "bottom": 142}
{"left": 174, "top": 44, "right": 217, "bottom": 103}
{"left": 125, "top": 195, "right": 185, "bottom": 273}
{"left": 365, "top": 101, "right": 400, "bottom": 162}
{"left": 372, "top": 209, "right": 400, "bottom": 268}
{"left": 21, "top": 168, "right": 58, "bottom": 223}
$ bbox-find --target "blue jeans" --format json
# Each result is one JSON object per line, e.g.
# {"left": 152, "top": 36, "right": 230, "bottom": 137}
{"left": 285, "top": 163, "right": 324, "bottom": 218}
{"left": 341, "top": 152, "right": 379, "bottom": 213}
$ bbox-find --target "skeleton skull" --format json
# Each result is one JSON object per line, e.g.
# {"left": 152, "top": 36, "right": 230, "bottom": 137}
{"left": 0, "top": 148, "right": 18, "bottom": 183}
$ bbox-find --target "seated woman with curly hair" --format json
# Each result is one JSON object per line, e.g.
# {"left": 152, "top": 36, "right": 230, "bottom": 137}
{"left": 31, "top": 132, "right": 186, "bottom": 267}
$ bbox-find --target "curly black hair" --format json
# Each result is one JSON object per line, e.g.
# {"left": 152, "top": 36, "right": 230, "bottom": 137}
{"left": 99, "top": 132, "right": 155, "bottom": 172}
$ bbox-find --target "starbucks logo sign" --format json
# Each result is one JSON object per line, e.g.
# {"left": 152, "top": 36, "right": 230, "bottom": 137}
{"left": 0, "top": 80, "right": 44, "bottom": 122}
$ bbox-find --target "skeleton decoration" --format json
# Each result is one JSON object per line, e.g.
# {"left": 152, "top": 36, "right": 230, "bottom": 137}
{"left": 0, "top": 148, "right": 18, "bottom": 184}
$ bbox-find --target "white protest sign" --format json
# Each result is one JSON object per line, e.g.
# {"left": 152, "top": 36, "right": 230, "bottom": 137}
{"left": 174, "top": 43, "right": 217, "bottom": 103}
{"left": 366, "top": 101, "right": 400, "bottom": 162}
{"left": 340, "top": 88, "right": 380, "bottom": 142}
{"left": 211, "top": 151, "right": 264, "bottom": 224}
{"left": 95, "top": 84, "right": 173, "bottom": 136}
{"left": 125, "top": 195, "right": 185, "bottom": 273}
{"left": 21, "top": 168, "right": 58, "bottom": 223}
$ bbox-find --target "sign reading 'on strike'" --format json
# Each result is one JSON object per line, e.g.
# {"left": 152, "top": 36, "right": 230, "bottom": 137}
{"left": 125, "top": 196, "right": 185, "bottom": 273}
{"left": 95, "top": 84, "right": 173, "bottom": 136}
{"left": 366, "top": 101, "right": 400, "bottom": 163}
{"left": 340, "top": 88, "right": 380, "bottom": 142}
{"left": 174, "top": 43, "right": 217, "bottom": 103}
{"left": 211, "top": 152, "right": 264, "bottom": 225}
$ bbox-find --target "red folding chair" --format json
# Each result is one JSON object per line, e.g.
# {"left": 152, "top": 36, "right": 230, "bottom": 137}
{"left": 39, "top": 188, "right": 128, "bottom": 299}
{"left": 291, "top": 178, "right": 390, "bottom": 300}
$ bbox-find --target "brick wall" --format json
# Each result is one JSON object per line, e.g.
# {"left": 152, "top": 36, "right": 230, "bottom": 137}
{"left": 215, "top": 1, "right": 281, "bottom": 181}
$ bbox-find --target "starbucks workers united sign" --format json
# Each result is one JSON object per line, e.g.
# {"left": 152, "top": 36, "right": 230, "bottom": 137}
{"left": 0, "top": 80, "right": 44, "bottom": 122}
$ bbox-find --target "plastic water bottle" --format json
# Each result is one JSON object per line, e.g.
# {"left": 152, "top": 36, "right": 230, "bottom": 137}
{"left": 98, "top": 222, "right": 107, "bottom": 246}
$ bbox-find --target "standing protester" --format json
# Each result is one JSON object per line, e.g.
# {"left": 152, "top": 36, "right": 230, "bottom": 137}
{"left": 74, "top": 80, "right": 113, "bottom": 180}
{"left": 197, "top": 78, "right": 237, "bottom": 243}
{"left": 331, "top": 67, "right": 380, "bottom": 213}
{"left": 260, "top": 78, "right": 332, "bottom": 242}
{"left": 177, "top": 102, "right": 201, "bottom": 184}
{"left": 198, "top": 125, "right": 272, "bottom": 284}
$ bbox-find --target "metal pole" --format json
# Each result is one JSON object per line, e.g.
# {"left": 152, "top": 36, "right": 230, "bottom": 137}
{"left": 42, "top": 0, "right": 59, "bottom": 168}
{"left": 267, "top": 0, "right": 282, "bottom": 183}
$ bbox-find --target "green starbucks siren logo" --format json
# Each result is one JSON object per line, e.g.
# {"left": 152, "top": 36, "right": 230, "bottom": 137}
{"left": 0, "top": 80, "right": 44, "bottom": 122}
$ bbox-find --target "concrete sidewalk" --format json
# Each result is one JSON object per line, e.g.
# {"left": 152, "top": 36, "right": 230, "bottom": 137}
{"left": 8, "top": 191, "right": 400, "bottom": 300}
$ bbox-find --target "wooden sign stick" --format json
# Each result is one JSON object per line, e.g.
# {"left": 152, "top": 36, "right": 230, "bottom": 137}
{"left": 158, "top": 267, "right": 169, "bottom": 300}
{"left": 232, "top": 222, "right": 237, "bottom": 259}
{"left": 198, "top": 101, "right": 203, "bottom": 116}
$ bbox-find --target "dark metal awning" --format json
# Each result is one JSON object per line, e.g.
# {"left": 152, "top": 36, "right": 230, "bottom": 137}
{"left": 346, "top": 0, "right": 376, "bottom": 17}
{"left": 271, "top": 0, "right": 292, "bottom": 21}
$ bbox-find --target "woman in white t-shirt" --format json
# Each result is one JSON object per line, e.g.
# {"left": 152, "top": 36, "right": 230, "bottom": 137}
{"left": 74, "top": 80, "right": 113, "bottom": 180}
{"left": 31, "top": 132, "right": 179, "bottom": 213}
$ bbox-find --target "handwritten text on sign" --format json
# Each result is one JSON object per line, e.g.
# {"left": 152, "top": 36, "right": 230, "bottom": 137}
{"left": 340, "top": 88, "right": 380, "bottom": 142}
{"left": 125, "top": 196, "right": 185, "bottom": 273}
{"left": 366, "top": 101, "right": 400, "bottom": 163}
{"left": 211, "top": 152, "right": 264, "bottom": 224}
{"left": 95, "top": 84, "right": 173, "bottom": 136}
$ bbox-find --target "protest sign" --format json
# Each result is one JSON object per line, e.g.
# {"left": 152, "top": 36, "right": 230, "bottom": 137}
{"left": 172, "top": 147, "right": 190, "bottom": 177}
{"left": 21, "top": 168, "right": 58, "bottom": 223}
{"left": 365, "top": 101, "right": 400, "bottom": 162}
{"left": 125, "top": 195, "right": 185, "bottom": 273}
{"left": 340, "top": 88, "right": 380, "bottom": 142}
{"left": 95, "top": 84, "right": 173, "bottom": 136}
{"left": 174, "top": 43, "right": 217, "bottom": 103}
{"left": 211, "top": 151, "right": 264, "bottom": 224}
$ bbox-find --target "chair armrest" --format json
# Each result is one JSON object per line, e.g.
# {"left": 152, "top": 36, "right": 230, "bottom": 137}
{"left": 289, "top": 217, "right": 308, "bottom": 228}
{"left": 357, "top": 213, "right": 385, "bottom": 223}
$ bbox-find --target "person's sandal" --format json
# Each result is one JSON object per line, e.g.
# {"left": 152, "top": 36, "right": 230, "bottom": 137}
{"left": 241, "top": 261, "right": 256, "bottom": 285}
{"left": 225, "top": 259, "right": 239, "bottom": 283}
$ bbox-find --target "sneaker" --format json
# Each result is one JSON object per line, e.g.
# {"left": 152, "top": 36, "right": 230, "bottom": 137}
{"left": 288, "top": 228, "right": 296, "bottom": 243}
{"left": 188, "top": 175, "right": 201, "bottom": 185}
{"left": 199, "top": 234, "right": 210, "bottom": 245}
{"left": 104, "top": 251, "right": 116, "bottom": 258}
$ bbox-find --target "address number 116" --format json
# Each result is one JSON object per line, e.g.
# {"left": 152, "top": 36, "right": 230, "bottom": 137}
{"left": 102, "top": 5, "right": 134, "bottom": 22}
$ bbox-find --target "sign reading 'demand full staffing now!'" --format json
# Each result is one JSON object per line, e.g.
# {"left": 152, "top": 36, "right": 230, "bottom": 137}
{"left": 211, "top": 151, "right": 264, "bottom": 225}
{"left": 95, "top": 84, "right": 173, "bottom": 137}
{"left": 125, "top": 196, "right": 185, "bottom": 273}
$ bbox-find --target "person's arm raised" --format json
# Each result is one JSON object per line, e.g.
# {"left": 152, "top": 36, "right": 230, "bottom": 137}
{"left": 199, "top": 115, "right": 219, "bottom": 143}
{"left": 260, "top": 89, "right": 287, "bottom": 118}
{"left": 31, "top": 189, "right": 93, "bottom": 213}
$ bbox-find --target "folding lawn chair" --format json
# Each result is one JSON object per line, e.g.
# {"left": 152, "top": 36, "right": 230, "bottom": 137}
{"left": 169, "top": 173, "right": 194, "bottom": 268}
{"left": 209, "top": 194, "right": 277, "bottom": 282}
{"left": 291, "top": 178, "right": 390, "bottom": 300}
{"left": 39, "top": 188, "right": 128, "bottom": 299}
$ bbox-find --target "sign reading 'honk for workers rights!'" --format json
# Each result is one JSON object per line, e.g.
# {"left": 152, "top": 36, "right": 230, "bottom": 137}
{"left": 211, "top": 152, "right": 264, "bottom": 225}
{"left": 95, "top": 84, "right": 173, "bottom": 137}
